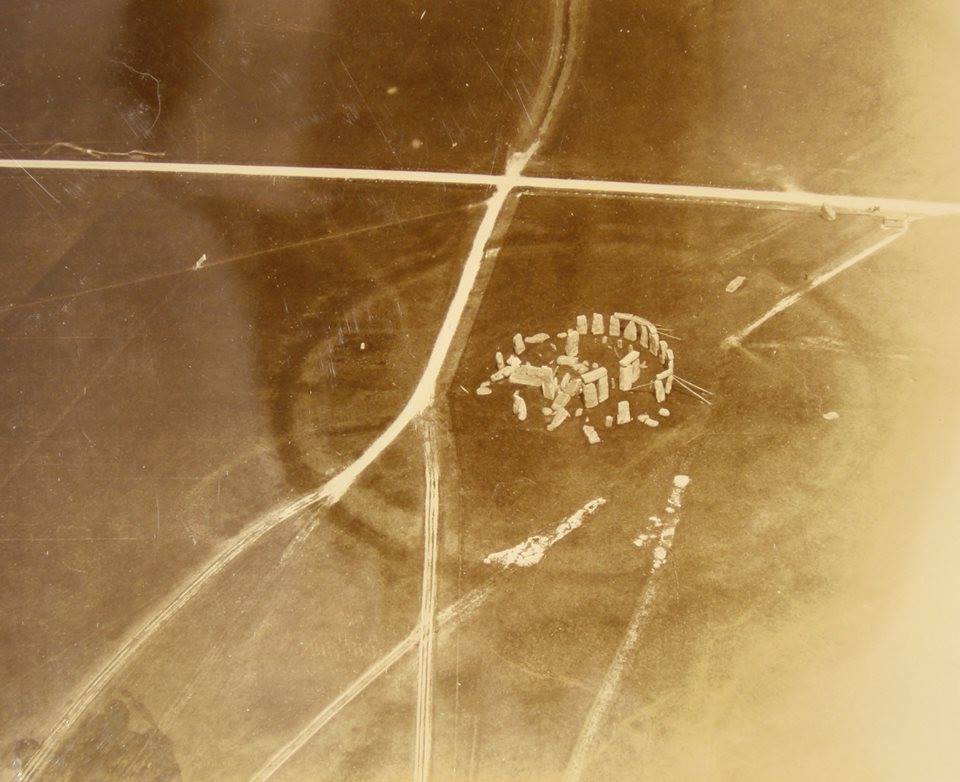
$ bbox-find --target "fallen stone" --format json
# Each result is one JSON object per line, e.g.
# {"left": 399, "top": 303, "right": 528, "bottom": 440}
{"left": 605, "top": 415, "right": 614, "bottom": 428}
{"left": 513, "top": 333, "right": 525, "bottom": 355}
{"left": 725, "top": 275, "right": 746, "bottom": 293}
{"left": 575, "top": 408, "right": 583, "bottom": 417}
{"left": 542, "top": 407, "right": 552, "bottom": 416}
{"left": 495, "top": 351, "right": 505, "bottom": 369}
{"left": 476, "top": 382, "right": 492, "bottom": 396}
{"left": 643, "top": 417, "right": 659, "bottom": 428}
{"left": 823, "top": 411, "right": 840, "bottom": 421}
{"left": 525, "top": 332, "right": 550, "bottom": 344}
{"left": 561, "top": 376, "right": 582, "bottom": 396}
{"left": 551, "top": 390, "right": 572, "bottom": 411}
{"left": 507, "top": 355, "right": 521, "bottom": 366}
{"left": 510, "top": 364, "right": 552, "bottom": 387}
{"left": 659, "top": 407, "right": 670, "bottom": 417}
{"left": 546, "top": 408, "right": 570, "bottom": 431}
{"left": 821, "top": 203, "right": 837, "bottom": 221}
{"left": 582, "top": 424, "right": 601, "bottom": 444}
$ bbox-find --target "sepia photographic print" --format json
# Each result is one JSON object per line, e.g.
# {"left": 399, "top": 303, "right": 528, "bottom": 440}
{"left": 1, "top": 1, "right": 959, "bottom": 780}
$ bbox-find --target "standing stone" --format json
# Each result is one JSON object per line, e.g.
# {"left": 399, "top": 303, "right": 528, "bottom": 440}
{"left": 513, "top": 333, "right": 526, "bottom": 355}
{"left": 654, "top": 378, "right": 666, "bottom": 403}
{"left": 591, "top": 313, "right": 604, "bottom": 335}
{"left": 597, "top": 371, "right": 609, "bottom": 402}
{"left": 576, "top": 315, "right": 589, "bottom": 335}
{"left": 618, "top": 350, "right": 640, "bottom": 392}
{"left": 565, "top": 328, "right": 580, "bottom": 358}
{"left": 513, "top": 391, "right": 528, "bottom": 421}
{"left": 583, "top": 382, "right": 599, "bottom": 408}
{"left": 623, "top": 320, "right": 638, "bottom": 342}
{"left": 617, "top": 400, "right": 632, "bottom": 425}
{"left": 609, "top": 316, "right": 621, "bottom": 337}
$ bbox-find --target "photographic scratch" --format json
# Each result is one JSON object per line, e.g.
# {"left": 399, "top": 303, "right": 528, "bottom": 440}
{"left": 109, "top": 58, "right": 162, "bottom": 133}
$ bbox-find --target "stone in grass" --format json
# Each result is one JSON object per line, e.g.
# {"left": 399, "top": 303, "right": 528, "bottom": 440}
{"left": 822, "top": 411, "right": 840, "bottom": 421}
{"left": 725, "top": 275, "right": 746, "bottom": 293}
{"left": 476, "top": 381, "right": 492, "bottom": 396}
{"left": 582, "top": 424, "right": 601, "bottom": 445}
{"left": 659, "top": 407, "right": 670, "bottom": 417}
